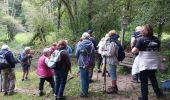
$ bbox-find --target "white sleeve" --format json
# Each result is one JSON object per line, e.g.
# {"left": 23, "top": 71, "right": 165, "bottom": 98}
{"left": 45, "top": 57, "right": 49, "bottom": 65}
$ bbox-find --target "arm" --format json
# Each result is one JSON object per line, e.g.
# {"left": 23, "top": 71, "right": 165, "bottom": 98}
{"left": 75, "top": 43, "right": 81, "bottom": 59}
{"left": 6, "top": 51, "right": 18, "bottom": 65}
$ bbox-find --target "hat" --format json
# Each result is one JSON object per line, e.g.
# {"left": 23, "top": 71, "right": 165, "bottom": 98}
{"left": 135, "top": 26, "right": 142, "bottom": 32}
{"left": 43, "top": 48, "right": 51, "bottom": 53}
{"left": 1, "top": 44, "right": 9, "bottom": 50}
{"left": 87, "top": 29, "right": 93, "bottom": 34}
{"left": 25, "top": 47, "right": 31, "bottom": 51}
{"left": 82, "top": 32, "right": 90, "bottom": 39}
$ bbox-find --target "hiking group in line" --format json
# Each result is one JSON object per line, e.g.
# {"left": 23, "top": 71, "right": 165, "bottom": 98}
{"left": 0, "top": 24, "right": 165, "bottom": 100}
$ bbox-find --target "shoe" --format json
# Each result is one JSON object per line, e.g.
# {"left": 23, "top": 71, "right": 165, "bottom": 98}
{"left": 98, "top": 69, "right": 102, "bottom": 73}
{"left": 89, "top": 80, "right": 93, "bottom": 83}
{"left": 138, "top": 97, "right": 143, "bottom": 100}
{"left": 8, "top": 91, "right": 14, "bottom": 95}
{"left": 3, "top": 92, "right": 8, "bottom": 96}
{"left": 38, "top": 91, "right": 44, "bottom": 96}
{"left": 21, "top": 79, "right": 24, "bottom": 81}
{"left": 106, "top": 86, "right": 118, "bottom": 94}
{"left": 55, "top": 96, "right": 64, "bottom": 100}
{"left": 25, "top": 77, "right": 28, "bottom": 80}
{"left": 80, "top": 93, "right": 87, "bottom": 98}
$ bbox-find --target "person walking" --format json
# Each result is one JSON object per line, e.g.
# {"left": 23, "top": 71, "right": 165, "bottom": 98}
{"left": 37, "top": 48, "right": 54, "bottom": 96}
{"left": 0, "top": 44, "right": 18, "bottom": 95}
{"left": 132, "top": 24, "right": 163, "bottom": 100}
{"left": 19, "top": 47, "right": 32, "bottom": 81}
{"left": 49, "top": 40, "right": 71, "bottom": 100}
{"left": 75, "top": 32, "right": 95, "bottom": 97}
{"left": 87, "top": 29, "right": 97, "bottom": 83}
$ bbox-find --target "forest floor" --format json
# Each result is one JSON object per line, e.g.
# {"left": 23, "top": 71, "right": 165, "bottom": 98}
{"left": 1, "top": 69, "right": 169, "bottom": 100}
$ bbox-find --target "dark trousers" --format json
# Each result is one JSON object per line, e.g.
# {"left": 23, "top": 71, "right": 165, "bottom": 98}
{"left": 54, "top": 70, "right": 68, "bottom": 97}
{"left": 39, "top": 77, "right": 54, "bottom": 91}
{"left": 97, "top": 54, "right": 102, "bottom": 70}
{"left": 139, "top": 70, "right": 162, "bottom": 100}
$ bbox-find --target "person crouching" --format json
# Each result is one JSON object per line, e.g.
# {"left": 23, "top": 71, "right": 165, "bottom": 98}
{"left": 37, "top": 48, "right": 54, "bottom": 96}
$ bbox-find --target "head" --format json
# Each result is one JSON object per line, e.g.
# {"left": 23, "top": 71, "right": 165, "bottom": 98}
{"left": 58, "top": 40, "right": 67, "bottom": 49}
{"left": 87, "top": 29, "right": 93, "bottom": 37}
{"left": 135, "top": 26, "right": 142, "bottom": 32}
{"left": 65, "top": 40, "right": 68, "bottom": 45}
{"left": 81, "top": 32, "right": 90, "bottom": 40}
{"left": 108, "top": 30, "right": 116, "bottom": 37}
{"left": 1, "top": 44, "right": 9, "bottom": 50}
{"left": 43, "top": 48, "right": 51, "bottom": 57}
{"left": 141, "top": 24, "right": 153, "bottom": 37}
{"left": 25, "top": 47, "right": 31, "bottom": 54}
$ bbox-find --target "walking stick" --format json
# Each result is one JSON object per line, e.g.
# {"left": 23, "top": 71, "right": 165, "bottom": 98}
{"left": 102, "top": 56, "right": 107, "bottom": 92}
{"left": 0, "top": 71, "right": 2, "bottom": 92}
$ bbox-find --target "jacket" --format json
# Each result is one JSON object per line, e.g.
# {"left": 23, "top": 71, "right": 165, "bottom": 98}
{"left": 75, "top": 39, "right": 95, "bottom": 68}
{"left": 101, "top": 40, "right": 119, "bottom": 65}
{"left": 37, "top": 55, "right": 53, "bottom": 77}
{"left": 0, "top": 49, "right": 18, "bottom": 68}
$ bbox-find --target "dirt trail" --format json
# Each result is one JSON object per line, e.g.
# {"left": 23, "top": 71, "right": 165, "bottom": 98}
{"left": 14, "top": 72, "right": 170, "bottom": 100}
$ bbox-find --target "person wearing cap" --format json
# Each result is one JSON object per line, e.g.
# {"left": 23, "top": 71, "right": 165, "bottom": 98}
{"left": 36, "top": 48, "right": 54, "bottom": 96}
{"left": 87, "top": 29, "right": 97, "bottom": 83}
{"left": 19, "top": 47, "right": 32, "bottom": 81}
{"left": 0, "top": 44, "right": 18, "bottom": 95}
{"left": 75, "top": 32, "right": 95, "bottom": 97}
{"left": 131, "top": 26, "right": 142, "bottom": 83}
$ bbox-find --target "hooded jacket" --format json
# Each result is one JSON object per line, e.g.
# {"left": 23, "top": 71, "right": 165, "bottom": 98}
{"left": 75, "top": 39, "right": 95, "bottom": 68}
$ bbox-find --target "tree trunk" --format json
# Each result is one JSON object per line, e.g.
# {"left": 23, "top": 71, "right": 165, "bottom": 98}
{"left": 4, "top": 0, "right": 9, "bottom": 15}
{"left": 61, "top": 0, "right": 76, "bottom": 34}
{"left": 158, "top": 23, "right": 164, "bottom": 40}
{"left": 57, "top": 0, "right": 61, "bottom": 32}
{"left": 11, "top": 0, "right": 16, "bottom": 17}
{"left": 88, "top": 0, "right": 93, "bottom": 28}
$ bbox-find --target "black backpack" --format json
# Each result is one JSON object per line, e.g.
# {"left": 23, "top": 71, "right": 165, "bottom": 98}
{"left": 0, "top": 51, "right": 10, "bottom": 69}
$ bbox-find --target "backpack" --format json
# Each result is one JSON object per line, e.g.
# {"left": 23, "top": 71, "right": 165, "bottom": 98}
{"left": 83, "top": 45, "right": 95, "bottom": 68}
{"left": 48, "top": 50, "right": 64, "bottom": 69}
{"left": 110, "top": 40, "right": 125, "bottom": 62}
{"left": 161, "top": 80, "right": 170, "bottom": 91}
{"left": 0, "top": 51, "right": 10, "bottom": 69}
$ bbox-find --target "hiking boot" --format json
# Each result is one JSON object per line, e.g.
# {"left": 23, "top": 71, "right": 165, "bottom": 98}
{"left": 38, "top": 91, "right": 44, "bottom": 96}
{"left": 106, "top": 86, "right": 118, "bottom": 94}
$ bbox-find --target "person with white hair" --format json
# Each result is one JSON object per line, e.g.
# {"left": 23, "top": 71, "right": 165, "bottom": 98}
{"left": 19, "top": 47, "right": 32, "bottom": 81}
{"left": 131, "top": 26, "right": 142, "bottom": 83}
{"left": 36, "top": 48, "right": 54, "bottom": 96}
{"left": 75, "top": 32, "right": 95, "bottom": 97}
{"left": 0, "top": 44, "right": 18, "bottom": 96}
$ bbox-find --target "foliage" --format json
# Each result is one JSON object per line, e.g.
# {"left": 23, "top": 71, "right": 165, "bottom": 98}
{"left": 2, "top": 15, "right": 25, "bottom": 40}
{"left": 22, "top": 1, "right": 55, "bottom": 43}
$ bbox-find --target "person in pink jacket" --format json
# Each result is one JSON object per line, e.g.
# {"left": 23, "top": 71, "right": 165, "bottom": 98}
{"left": 37, "top": 48, "right": 54, "bottom": 96}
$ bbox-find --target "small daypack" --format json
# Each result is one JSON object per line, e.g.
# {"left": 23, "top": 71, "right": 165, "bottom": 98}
{"left": 0, "top": 51, "right": 10, "bottom": 69}
{"left": 161, "top": 80, "right": 170, "bottom": 91}
{"left": 83, "top": 45, "right": 95, "bottom": 68}
{"left": 48, "top": 50, "right": 64, "bottom": 69}
{"left": 110, "top": 40, "right": 125, "bottom": 62}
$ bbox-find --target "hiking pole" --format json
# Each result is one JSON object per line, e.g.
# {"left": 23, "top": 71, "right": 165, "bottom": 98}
{"left": 0, "top": 71, "right": 2, "bottom": 92}
{"left": 102, "top": 56, "right": 107, "bottom": 93}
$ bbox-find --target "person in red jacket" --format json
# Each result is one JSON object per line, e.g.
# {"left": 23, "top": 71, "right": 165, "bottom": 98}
{"left": 37, "top": 48, "right": 54, "bottom": 96}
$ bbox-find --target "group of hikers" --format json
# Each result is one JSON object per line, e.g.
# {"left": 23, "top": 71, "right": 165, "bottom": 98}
{"left": 0, "top": 24, "right": 165, "bottom": 100}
